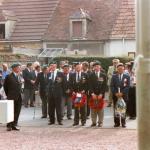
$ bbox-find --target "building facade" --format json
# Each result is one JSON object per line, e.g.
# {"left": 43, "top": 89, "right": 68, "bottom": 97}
{"left": 0, "top": 0, "right": 135, "bottom": 57}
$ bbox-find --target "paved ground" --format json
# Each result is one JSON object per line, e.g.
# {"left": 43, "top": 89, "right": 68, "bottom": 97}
{"left": 0, "top": 105, "right": 137, "bottom": 150}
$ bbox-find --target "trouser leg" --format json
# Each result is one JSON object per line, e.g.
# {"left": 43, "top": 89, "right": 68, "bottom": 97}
{"left": 13, "top": 95, "right": 22, "bottom": 126}
{"left": 61, "top": 96, "right": 66, "bottom": 118}
{"left": 91, "top": 109, "right": 97, "bottom": 124}
{"left": 23, "top": 89, "right": 30, "bottom": 106}
{"left": 98, "top": 109, "right": 104, "bottom": 125}
{"left": 48, "top": 96, "right": 55, "bottom": 123}
{"left": 66, "top": 96, "right": 72, "bottom": 118}
{"left": 80, "top": 105, "right": 86, "bottom": 124}
{"left": 29, "top": 89, "right": 34, "bottom": 105}
{"left": 86, "top": 96, "right": 90, "bottom": 117}
{"left": 40, "top": 93, "right": 47, "bottom": 117}
{"left": 74, "top": 107, "right": 79, "bottom": 124}
{"left": 55, "top": 97, "right": 62, "bottom": 123}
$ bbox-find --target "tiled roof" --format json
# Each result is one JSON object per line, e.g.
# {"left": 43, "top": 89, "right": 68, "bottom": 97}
{"left": 0, "top": 0, "right": 135, "bottom": 41}
{"left": 0, "top": 10, "right": 17, "bottom": 21}
{"left": 0, "top": 0, "right": 60, "bottom": 41}
{"left": 44, "top": 0, "right": 123, "bottom": 41}
{"left": 110, "top": 0, "right": 135, "bottom": 39}
{"left": 44, "top": 0, "right": 135, "bottom": 41}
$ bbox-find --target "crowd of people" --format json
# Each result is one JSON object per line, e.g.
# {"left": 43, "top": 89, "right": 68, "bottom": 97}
{"left": 0, "top": 59, "right": 136, "bottom": 131}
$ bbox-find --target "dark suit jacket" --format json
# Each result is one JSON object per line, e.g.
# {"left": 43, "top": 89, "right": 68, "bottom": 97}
{"left": 62, "top": 72, "right": 73, "bottom": 96}
{"left": 35, "top": 72, "right": 48, "bottom": 95}
{"left": 70, "top": 72, "right": 88, "bottom": 93}
{"left": 89, "top": 71, "right": 107, "bottom": 97}
{"left": 111, "top": 73, "right": 130, "bottom": 100}
{"left": 23, "top": 68, "right": 35, "bottom": 89}
{"left": 4, "top": 73, "right": 22, "bottom": 101}
{"left": 47, "top": 71, "right": 64, "bottom": 98}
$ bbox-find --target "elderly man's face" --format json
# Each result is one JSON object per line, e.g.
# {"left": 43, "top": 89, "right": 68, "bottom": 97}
{"left": 13, "top": 66, "right": 21, "bottom": 74}
{"left": 94, "top": 65, "right": 101, "bottom": 72}
{"left": 117, "top": 66, "right": 124, "bottom": 74}
{"left": 75, "top": 64, "right": 82, "bottom": 72}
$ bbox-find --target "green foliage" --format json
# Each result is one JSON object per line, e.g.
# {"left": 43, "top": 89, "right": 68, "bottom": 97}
{"left": 49, "top": 56, "right": 133, "bottom": 72}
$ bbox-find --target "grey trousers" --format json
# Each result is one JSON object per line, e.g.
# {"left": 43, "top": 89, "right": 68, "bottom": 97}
{"left": 23, "top": 88, "right": 34, "bottom": 106}
{"left": 91, "top": 109, "right": 104, "bottom": 125}
{"left": 61, "top": 95, "right": 72, "bottom": 118}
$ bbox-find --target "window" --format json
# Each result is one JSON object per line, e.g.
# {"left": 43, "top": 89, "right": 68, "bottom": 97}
{"left": 72, "top": 21, "right": 82, "bottom": 38}
{"left": 0, "top": 24, "right": 5, "bottom": 39}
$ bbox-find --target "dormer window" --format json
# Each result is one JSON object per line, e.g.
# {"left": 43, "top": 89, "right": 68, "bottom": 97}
{"left": 0, "top": 23, "right": 5, "bottom": 39}
{"left": 70, "top": 8, "right": 91, "bottom": 40}
{"left": 72, "top": 21, "right": 82, "bottom": 38}
{"left": 0, "top": 10, "right": 17, "bottom": 40}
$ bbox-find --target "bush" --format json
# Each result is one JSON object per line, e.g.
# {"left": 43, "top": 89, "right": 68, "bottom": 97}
{"left": 48, "top": 57, "right": 133, "bottom": 72}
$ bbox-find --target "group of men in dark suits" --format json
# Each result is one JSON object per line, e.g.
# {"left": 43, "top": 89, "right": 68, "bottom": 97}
{"left": 3, "top": 59, "right": 132, "bottom": 131}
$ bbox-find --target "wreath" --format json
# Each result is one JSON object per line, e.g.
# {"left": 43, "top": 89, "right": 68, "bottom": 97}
{"left": 89, "top": 96, "right": 105, "bottom": 111}
{"left": 72, "top": 93, "right": 87, "bottom": 108}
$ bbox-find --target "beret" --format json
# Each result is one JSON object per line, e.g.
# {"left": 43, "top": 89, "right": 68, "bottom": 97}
{"left": 93, "top": 61, "right": 101, "bottom": 66}
{"left": 11, "top": 63, "right": 21, "bottom": 69}
{"left": 63, "top": 64, "right": 69, "bottom": 68}
{"left": 42, "top": 64, "right": 48, "bottom": 69}
{"left": 27, "top": 62, "right": 32, "bottom": 67}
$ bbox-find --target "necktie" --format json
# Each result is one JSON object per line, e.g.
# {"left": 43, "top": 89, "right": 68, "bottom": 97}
{"left": 77, "top": 72, "right": 80, "bottom": 82}
{"left": 119, "top": 74, "right": 122, "bottom": 81}
{"left": 44, "top": 74, "right": 47, "bottom": 80}
{"left": 96, "top": 72, "right": 99, "bottom": 78}
{"left": 51, "top": 72, "right": 54, "bottom": 81}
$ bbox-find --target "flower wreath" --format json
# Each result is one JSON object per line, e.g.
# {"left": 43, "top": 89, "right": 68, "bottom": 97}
{"left": 89, "top": 96, "right": 105, "bottom": 111}
{"left": 72, "top": 93, "right": 87, "bottom": 108}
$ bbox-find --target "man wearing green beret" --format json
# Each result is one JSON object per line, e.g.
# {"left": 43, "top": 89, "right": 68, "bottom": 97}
{"left": 4, "top": 63, "right": 22, "bottom": 131}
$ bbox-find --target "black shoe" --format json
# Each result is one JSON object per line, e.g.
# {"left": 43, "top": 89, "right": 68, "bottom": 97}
{"left": 81, "top": 123, "right": 85, "bottom": 126}
{"left": 73, "top": 123, "right": 79, "bottom": 126}
{"left": 24, "top": 105, "right": 28, "bottom": 108}
{"left": 122, "top": 125, "right": 126, "bottom": 128}
{"left": 67, "top": 117, "right": 72, "bottom": 120}
{"left": 107, "top": 103, "right": 112, "bottom": 107}
{"left": 98, "top": 123, "right": 103, "bottom": 127}
{"left": 48, "top": 122, "right": 55, "bottom": 125}
{"left": 58, "top": 122, "right": 63, "bottom": 125}
{"left": 7, "top": 127, "right": 12, "bottom": 131}
{"left": 30, "top": 104, "right": 34, "bottom": 107}
{"left": 129, "top": 117, "right": 136, "bottom": 120}
{"left": 91, "top": 123, "right": 96, "bottom": 127}
{"left": 41, "top": 116, "right": 47, "bottom": 119}
{"left": 86, "top": 116, "right": 90, "bottom": 119}
{"left": 12, "top": 126, "right": 20, "bottom": 131}
{"left": 114, "top": 124, "right": 120, "bottom": 127}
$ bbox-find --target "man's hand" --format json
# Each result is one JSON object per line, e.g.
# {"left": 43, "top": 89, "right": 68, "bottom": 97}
{"left": 31, "top": 80, "right": 35, "bottom": 84}
{"left": 115, "top": 92, "right": 123, "bottom": 98}
{"left": 92, "top": 93, "right": 97, "bottom": 100}
{"left": 98, "top": 95, "right": 103, "bottom": 100}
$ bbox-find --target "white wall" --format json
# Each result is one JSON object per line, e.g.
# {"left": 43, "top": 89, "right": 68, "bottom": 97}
{"left": 5, "top": 20, "right": 16, "bottom": 39}
{"left": 104, "top": 39, "right": 136, "bottom": 57}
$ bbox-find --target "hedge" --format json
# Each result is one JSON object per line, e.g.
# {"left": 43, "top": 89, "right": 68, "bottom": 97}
{"left": 48, "top": 57, "right": 133, "bottom": 72}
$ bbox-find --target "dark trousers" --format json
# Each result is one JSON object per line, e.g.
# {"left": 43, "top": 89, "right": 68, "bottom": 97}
{"left": 40, "top": 91, "right": 48, "bottom": 117}
{"left": 7, "top": 95, "right": 22, "bottom": 127}
{"left": 23, "top": 88, "right": 34, "bottom": 106}
{"left": 86, "top": 95, "right": 90, "bottom": 117}
{"left": 48, "top": 95, "right": 62, "bottom": 123}
{"left": 128, "top": 86, "right": 136, "bottom": 118}
{"left": 74, "top": 105, "right": 86, "bottom": 124}
{"left": 113, "top": 95, "right": 126, "bottom": 126}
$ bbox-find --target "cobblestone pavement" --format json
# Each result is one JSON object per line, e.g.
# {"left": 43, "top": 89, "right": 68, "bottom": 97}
{"left": 0, "top": 106, "right": 137, "bottom": 150}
